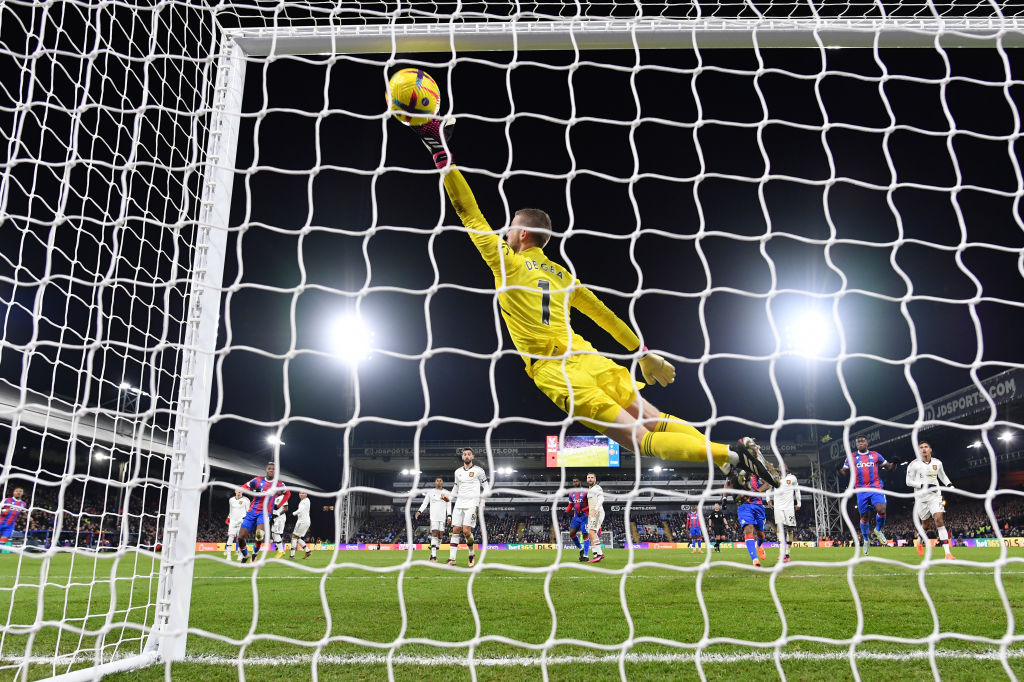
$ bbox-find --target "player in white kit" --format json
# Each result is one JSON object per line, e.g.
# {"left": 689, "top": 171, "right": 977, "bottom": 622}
{"left": 416, "top": 477, "right": 452, "bottom": 562}
{"left": 272, "top": 498, "right": 289, "bottom": 558}
{"left": 906, "top": 441, "right": 956, "bottom": 560}
{"left": 225, "top": 489, "right": 250, "bottom": 561}
{"left": 767, "top": 464, "right": 801, "bottom": 563}
{"left": 290, "top": 492, "right": 312, "bottom": 559}
{"left": 447, "top": 448, "right": 488, "bottom": 568}
{"left": 585, "top": 472, "right": 606, "bottom": 563}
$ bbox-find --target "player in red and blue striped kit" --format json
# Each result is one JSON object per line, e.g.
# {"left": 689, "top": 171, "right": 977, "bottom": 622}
{"left": 840, "top": 436, "right": 896, "bottom": 555}
{"left": 726, "top": 468, "right": 772, "bottom": 566}
{"left": 565, "top": 477, "right": 590, "bottom": 562}
{"left": 687, "top": 511, "right": 703, "bottom": 553}
{"left": 236, "top": 462, "right": 290, "bottom": 563}
{"left": 1, "top": 487, "right": 27, "bottom": 548}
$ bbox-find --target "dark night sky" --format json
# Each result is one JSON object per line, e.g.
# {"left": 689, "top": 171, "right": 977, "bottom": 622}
{"left": 202, "top": 45, "right": 1024, "bottom": 487}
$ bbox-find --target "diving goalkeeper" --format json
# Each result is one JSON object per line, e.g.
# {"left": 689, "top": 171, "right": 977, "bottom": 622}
{"left": 406, "top": 119, "right": 777, "bottom": 487}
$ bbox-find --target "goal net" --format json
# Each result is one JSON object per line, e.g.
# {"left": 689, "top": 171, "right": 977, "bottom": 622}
{"left": 2, "top": 0, "right": 1023, "bottom": 679}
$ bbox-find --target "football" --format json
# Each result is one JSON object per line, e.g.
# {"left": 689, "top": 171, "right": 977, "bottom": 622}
{"left": 387, "top": 68, "right": 440, "bottom": 126}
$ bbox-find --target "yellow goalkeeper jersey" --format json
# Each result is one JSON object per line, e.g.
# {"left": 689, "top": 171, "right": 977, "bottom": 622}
{"left": 443, "top": 168, "right": 641, "bottom": 377}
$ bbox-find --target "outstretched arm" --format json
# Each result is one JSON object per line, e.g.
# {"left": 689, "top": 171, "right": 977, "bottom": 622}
{"left": 570, "top": 285, "right": 674, "bottom": 386}
{"left": 408, "top": 120, "right": 517, "bottom": 277}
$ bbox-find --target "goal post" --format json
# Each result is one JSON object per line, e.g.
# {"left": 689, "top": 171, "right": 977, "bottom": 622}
{"left": 3, "top": 1, "right": 1023, "bottom": 679}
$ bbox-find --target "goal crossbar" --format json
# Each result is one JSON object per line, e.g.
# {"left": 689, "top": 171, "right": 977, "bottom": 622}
{"left": 228, "top": 17, "right": 1024, "bottom": 56}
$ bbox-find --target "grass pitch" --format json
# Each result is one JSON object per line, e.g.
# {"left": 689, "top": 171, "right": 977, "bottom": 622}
{"left": 1, "top": 546, "right": 1023, "bottom": 681}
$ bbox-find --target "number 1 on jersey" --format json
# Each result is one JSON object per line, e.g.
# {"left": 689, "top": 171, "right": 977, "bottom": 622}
{"left": 537, "top": 279, "right": 550, "bottom": 325}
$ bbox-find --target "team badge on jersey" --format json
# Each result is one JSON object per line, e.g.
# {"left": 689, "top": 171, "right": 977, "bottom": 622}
{"left": 469, "top": 472, "right": 474, "bottom": 477}
{"left": 933, "top": 464, "right": 938, "bottom": 470}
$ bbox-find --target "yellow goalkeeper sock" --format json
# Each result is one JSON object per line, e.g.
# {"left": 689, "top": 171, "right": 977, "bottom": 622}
{"left": 640, "top": 431, "right": 731, "bottom": 467}
{"left": 654, "top": 412, "right": 708, "bottom": 439}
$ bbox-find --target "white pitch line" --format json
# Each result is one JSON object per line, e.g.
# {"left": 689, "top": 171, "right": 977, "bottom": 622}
{"left": 6, "top": 648, "right": 1023, "bottom": 668}
{"left": 191, "top": 569, "right": 1024, "bottom": 580}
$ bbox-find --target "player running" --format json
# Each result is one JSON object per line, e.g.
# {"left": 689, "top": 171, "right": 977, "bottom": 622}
{"left": 767, "top": 464, "right": 801, "bottom": 563}
{"left": 290, "top": 492, "right": 313, "bottom": 559}
{"left": 687, "top": 509, "right": 704, "bottom": 553}
{"left": 417, "top": 477, "right": 452, "bottom": 562}
{"left": 447, "top": 448, "right": 488, "bottom": 568}
{"left": 225, "top": 489, "right": 250, "bottom": 561}
{"left": 236, "top": 462, "right": 290, "bottom": 564}
{"left": 906, "top": 441, "right": 956, "bottom": 560}
{"left": 585, "top": 472, "right": 606, "bottom": 563}
{"left": 841, "top": 436, "right": 896, "bottom": 555}
{"left": 402, "top": 119, "right": 779, "bottom": 489}
{"left": 726, "top": 470, "right": 771, "bottom": 567}
{"left": 0, "top": 487, "right": 27, "bottom": 549}
{"left": 565, "top": 476, "right": 590, "bottom": 562}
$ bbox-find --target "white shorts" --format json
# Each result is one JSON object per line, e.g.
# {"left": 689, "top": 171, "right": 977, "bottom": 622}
{"left": 227, "top": 522, "right": 241, "bottom": 537}
{"left": 774, "top": 507, "right": 796, "bottom": 527}
{"left": 915, "top": 493, "right": 944, "bottom": 520}
{"left": 292, "top": 520, "right": 310, "bottom": 538}
{"left": 429, "top": 518, "right": 446, "bottom": 533}
{"left": 587, "top": 510, "right": 605, "bottom": 532}
{"left": 452, "top": 507, "right": 478, "bottom": 529}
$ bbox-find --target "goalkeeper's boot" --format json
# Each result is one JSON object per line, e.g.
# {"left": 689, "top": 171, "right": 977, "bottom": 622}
{"left": 873, "top": 529, "right": 887, "bottom": 545}
{"left": 734, "top": 438, "right": 780, "bottom": 487}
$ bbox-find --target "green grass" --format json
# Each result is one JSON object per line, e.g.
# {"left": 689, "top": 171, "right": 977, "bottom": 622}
{"left": 1, "top": 547, "right": 1023, "bottom": 680}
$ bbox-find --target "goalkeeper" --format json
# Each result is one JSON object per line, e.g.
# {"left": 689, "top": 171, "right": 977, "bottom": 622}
{"left": 406, "top": 119, "right": 777, "bottom": 487}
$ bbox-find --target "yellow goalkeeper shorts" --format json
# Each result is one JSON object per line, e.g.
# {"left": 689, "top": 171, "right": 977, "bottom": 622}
{"left": 531, "top": 353, "right": 641, "bottom": 431}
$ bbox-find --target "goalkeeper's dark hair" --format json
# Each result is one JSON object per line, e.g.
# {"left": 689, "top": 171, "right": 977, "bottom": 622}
{"left": 514, "top": 208, "right": 552, "bottom": 247}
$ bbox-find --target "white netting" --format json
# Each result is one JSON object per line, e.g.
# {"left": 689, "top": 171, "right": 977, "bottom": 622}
{"left": 2, "top": 1, "right": 1024, "bottom": 680}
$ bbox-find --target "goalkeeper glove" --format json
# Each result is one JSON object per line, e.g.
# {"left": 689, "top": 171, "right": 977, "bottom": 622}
{"left": 410, "top": 118, "right": 455, "bottom": 169}
{"left": 638, "top": 350, "right": 675, "bottom": 387}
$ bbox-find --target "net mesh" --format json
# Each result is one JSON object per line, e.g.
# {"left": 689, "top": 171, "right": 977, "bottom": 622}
{"left": 1, "top": 0, "right": 1023, "bottom": 679}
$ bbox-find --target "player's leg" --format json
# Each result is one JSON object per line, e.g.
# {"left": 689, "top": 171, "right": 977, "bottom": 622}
{"left": 225, "top": 528, "right": 235, "bottom": 559}
{"left": 429, "top": 528, "right": 439, "bottom": 561}
{"left": 933, "top": 510, "right": 954, "bottom": 559}
{"left": 273, "top": 528, "right": 285, "bottom": 558}
{"left": 447, "top": 509, "right": 462, "bottom": 565}
{"left": 236, "top": 524, "right": 251, "bottom": 563}
{"left": 464, "top": 521, "right": 476, "bottom": 567}
{"left": 914, "top": 507, "right": 932, "bottom": 556}
{"left": 754, "top": 513, "right": 767, "bottom": 562}
{"left": 873, "top": 497, "right": 887, "bottom": 543}
{"left": 775, "top": 512, "right": 787, "bottom": 560}
{"left": 857, "top": 495, "right": 872, "bottom": 555}
{"left": 586, "top": 511, "right": 606, "bottom": 563}
{"left": 290, "top": 534, "right": 298, "bottom": 558}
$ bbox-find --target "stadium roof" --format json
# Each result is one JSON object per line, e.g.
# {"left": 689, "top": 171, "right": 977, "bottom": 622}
{"left": 0, "top": 383, "right": 322, "bottom": 491}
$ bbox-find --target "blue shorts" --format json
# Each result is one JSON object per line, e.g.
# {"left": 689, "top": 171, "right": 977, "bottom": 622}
{"left": 569, "top": 516, "right": 588, "bottom": 532}
{"left": 857, "top": 491, "right": 886, "bottom": 515}
{"left": 737, "top": 504, "right": 765, "bottom": 532}
{"left": 689, "top": 528, "right": 702, "bottom": 538}
{"left": 240, "top": 509, "right": 267, "bottom": 533}
{"left": 0, "top": 525, "right": 13, "bottom": 539}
